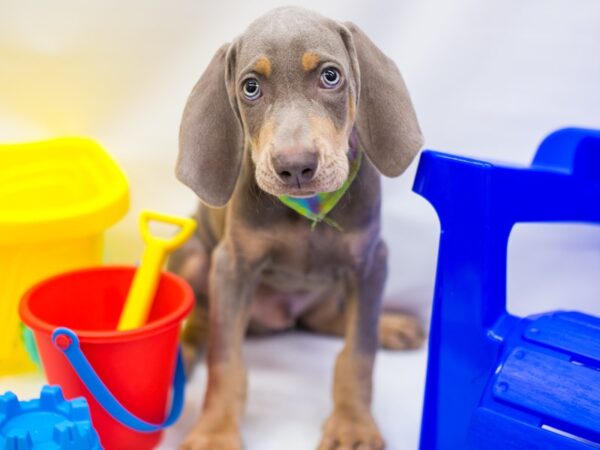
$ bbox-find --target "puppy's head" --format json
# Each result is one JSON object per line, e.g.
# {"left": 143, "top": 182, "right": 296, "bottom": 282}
{"left": 177, "top": 6, "right": 423, "bottom": 206}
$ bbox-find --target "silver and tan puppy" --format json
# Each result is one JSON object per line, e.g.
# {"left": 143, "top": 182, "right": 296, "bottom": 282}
{"left": 170, "top": 6, "right": 425, "bottom": 449}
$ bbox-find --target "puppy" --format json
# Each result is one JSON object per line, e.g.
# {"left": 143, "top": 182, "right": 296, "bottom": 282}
{"left": 169, "top": 6, "right": 424, "bottom": 450}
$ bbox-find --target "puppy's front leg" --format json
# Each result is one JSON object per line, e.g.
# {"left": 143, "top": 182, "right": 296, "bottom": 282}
{"left": 318, "top": 241, "right": 388, "bottom": 450}
{"left": 180, "top": 242, "right": 257, "bottom": 450}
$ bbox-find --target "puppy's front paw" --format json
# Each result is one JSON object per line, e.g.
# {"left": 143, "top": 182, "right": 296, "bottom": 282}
{"left": 379, "top": 312, "right": 426, "bottom": 350}
{"left": 179, "top": 427, "right": 242, "bottom": 450}
{"left": 318, "top": 411, "right": 385, "bottom": 450}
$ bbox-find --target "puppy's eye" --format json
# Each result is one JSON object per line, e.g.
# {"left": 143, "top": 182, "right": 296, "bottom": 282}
{"left": 319, "top": 67, "right": 341, "bottom": 89}
{"left": 242, "top": 78, "right": 261, "bottom": 101}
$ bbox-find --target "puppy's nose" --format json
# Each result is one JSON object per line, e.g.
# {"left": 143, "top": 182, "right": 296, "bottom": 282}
{"left": 272, "top": 151, "right": 318, "bottom": 184}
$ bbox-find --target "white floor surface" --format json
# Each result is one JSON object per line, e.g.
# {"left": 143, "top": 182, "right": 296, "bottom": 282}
{"left": 0, "top": 333, "right": 427, "bottom": 450}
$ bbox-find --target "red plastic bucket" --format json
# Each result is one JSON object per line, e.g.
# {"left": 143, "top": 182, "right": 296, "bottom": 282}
{"left": 19, "top": 266, "right": 193, "bottom": 450}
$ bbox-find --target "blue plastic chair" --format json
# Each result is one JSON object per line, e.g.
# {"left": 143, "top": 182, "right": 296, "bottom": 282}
{"left": 413, "top": 128, "right": 600, "bottom": 450}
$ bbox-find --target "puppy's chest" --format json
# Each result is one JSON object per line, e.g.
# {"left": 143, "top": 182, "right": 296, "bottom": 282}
{"left": 262, "top": 225, "right": 364, "bottom": 281}
{"left": 250, "top": 234, "right": 346, "bottom": 330}
{"left": 243, "top": 223, "right": 375, "bottom": 331}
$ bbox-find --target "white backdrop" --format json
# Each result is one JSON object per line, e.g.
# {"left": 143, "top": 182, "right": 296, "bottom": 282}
{"left": 1, "top": 1, "right": 599, "bottom": 448}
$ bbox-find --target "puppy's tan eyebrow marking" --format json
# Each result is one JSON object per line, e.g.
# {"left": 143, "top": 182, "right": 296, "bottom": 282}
{"left": 253, "top": 56, "right": 272, "bottom": 77}
{"left": 302, "top": 52, "right": 320, "bottom": 71}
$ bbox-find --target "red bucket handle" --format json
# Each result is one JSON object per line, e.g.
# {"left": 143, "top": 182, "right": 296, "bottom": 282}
{"left": 52, "top": 327, "right": 185, "bottom": 432}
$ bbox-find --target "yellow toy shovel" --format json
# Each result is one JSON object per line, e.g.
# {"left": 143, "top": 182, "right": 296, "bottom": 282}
{"left": 117, "top": 210, "right": 196, "bottom": 331}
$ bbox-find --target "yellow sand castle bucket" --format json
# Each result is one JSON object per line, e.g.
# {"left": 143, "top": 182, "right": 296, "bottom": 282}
{"left": 0, "top": 137, "right": 129, "bottom": 375}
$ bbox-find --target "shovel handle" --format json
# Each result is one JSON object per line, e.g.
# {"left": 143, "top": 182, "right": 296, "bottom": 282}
{"left": 117, "top": 211, "right": 196, "bottom": 331}
{"left": 139, "top": 210, "right": 197, "bottom": 251}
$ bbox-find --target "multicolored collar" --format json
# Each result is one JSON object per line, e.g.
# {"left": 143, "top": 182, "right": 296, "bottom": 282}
{"left": 277, "top": 132, "right": 361, "bottom": 231}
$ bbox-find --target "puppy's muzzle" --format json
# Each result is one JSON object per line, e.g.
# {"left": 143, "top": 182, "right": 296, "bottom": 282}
{"left": 272, "top": 149, "right": 319, "bottom": 185}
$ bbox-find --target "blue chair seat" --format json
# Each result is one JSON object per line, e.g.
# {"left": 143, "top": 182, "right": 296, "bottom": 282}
{"left": 413, "top": 128, "right": 600, "bottom": 450}
{"left": 469, "top": 311, "right": 600, "bottom": 449}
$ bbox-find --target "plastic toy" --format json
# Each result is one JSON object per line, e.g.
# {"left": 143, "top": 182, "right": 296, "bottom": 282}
{"left": 0, "top": 385, "right": 101, "bottom": 449}
{"left": 22, "top": 325, "right": 41, "bottom": 368}
{"left": 118, "top": 210, "right": 196, "bottom": 330}
{"left": 19, "top": 267, "right": 193, "bottom": 450}
{"left": 0, "top": 138, "right": 129, "bottom": 375}
{"left": 413, "top": 128, "right": 600, "bottom": 449}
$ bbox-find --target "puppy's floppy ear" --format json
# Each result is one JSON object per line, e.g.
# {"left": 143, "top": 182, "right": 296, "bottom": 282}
{"left": 176, "top": 43, "right": 243, "bottom": 207}
{"left": 341, "top": 22, "right": 423, "bottom": 177}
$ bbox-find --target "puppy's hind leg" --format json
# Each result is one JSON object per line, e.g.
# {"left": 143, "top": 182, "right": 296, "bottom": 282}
{"left": 168, "top": 233, "right": 211, "bottom": 374}
{"left": 378, "top": 311, "right": 425, "bottom": 350}
{"left": 298, "top": 289, "right": 426, "bottom": 350}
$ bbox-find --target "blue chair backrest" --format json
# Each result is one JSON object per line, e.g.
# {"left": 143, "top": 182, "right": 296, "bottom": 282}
{"left": 413, "top": 128, "right": 600, "bottom": 449}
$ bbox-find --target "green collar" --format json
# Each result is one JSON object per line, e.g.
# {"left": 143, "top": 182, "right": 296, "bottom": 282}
{"left": 277, "top": 135, "right": 362, "bottom": 231}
